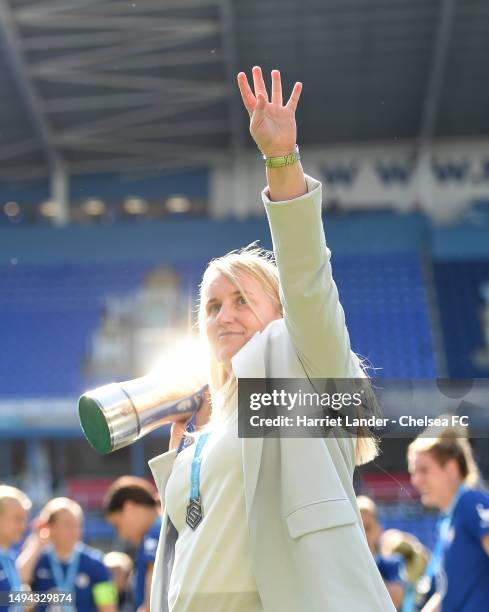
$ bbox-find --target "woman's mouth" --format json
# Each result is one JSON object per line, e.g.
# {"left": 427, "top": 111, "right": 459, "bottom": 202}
{"left": 218, "top": 331, "right": 243, "bottom": 340}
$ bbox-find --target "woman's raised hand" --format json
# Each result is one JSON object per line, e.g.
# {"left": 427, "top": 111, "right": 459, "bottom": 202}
{"left": 237, "top": 67, "right": 302, "bottom": 158}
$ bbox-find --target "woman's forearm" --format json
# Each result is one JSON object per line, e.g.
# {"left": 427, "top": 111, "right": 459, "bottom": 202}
{"left": 266, "top": 160, "right": 307, "bottom": 202}
{"left": 17, "top": 534, "right": 44, "bottom": 584}
{"left": 264, "top": 176, "right": 354, "bottom": 378}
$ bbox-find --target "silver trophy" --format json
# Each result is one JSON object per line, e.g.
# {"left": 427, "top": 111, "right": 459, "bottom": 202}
{"left": 79, "top": 376, "right": 206, "bottom": 454}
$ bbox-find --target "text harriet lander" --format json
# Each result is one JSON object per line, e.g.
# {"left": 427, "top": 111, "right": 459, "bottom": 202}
{"left": 247, "top": 414, "right": 470, "bottom": 428}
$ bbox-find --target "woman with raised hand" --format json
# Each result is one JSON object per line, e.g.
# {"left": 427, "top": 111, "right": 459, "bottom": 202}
{"left": 149, "top": 67, "right": 395, "bottom": 612}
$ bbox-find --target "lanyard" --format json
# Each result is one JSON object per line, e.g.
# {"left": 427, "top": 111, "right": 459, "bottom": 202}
{"left": 0, "top": 550, "right": 21, "bottom": 590}
{"left": 400, "top": 584, "right": 416, "bottom": 612}
{"left": 47, "top": 544, "right": 81, "bottom": 591}
{"left": 185, "top": 432, "right": 211, "bottom": 530}
{"left": 422, "top": 485, "right": 466, "bottom": 583}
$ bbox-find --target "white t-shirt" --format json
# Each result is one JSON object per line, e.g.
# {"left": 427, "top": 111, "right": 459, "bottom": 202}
{"left": 165, "top": 405, "right": 263, "bottom": 612}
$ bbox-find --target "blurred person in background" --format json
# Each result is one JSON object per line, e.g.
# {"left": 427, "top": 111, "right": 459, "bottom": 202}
{"left": 358, "top": 495, "right": 406, "bottom": 609}
{"left": 0, "top": 485, "right": 31, "bottom": 610}
{"left": 103, "top": 552, "right": 133, "bottom": 612}
{"left": 380, "top": 528, "right": 430, "bottom": 612}
{"left": 103, "top": 477, "right": 161, "bottom": 612}
{"left": 146, "top": 66, "right": 396, "bottom": 612}
{"left": 408, "top": 427, "right": 489, "bottom": 612}
{"left": 17, "top": 497, "right": 116, "bottom": 612}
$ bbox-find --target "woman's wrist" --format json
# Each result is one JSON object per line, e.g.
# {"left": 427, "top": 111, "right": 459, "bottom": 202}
{"left": 263, "top": 146, "right": 300, "bottom": 169}
{"left": 261, "top": 143, "right": 297, "bottom": 159}
{"left": 266, "top": 161, "right": 307, "bottom": 202}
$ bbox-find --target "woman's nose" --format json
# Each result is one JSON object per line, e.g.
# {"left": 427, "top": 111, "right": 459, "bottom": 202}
{"left": 215, "top": 301, "right": 235, "bottom": 323}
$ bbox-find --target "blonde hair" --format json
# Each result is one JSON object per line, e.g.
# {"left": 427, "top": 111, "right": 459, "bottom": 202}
{"left": 0, "top": 485, "right": 31, "bottom": 513}
{"left": 408, "top": 423, "right": 480, "bottom": 488}
{"left": 198, "top": 245, "right": 280, "bottom": 415}
{"left": 39, "top": 497, "right": 84, "bottom": 524}
{"left": 198, "top": 244, "right": 378, "bottom": 466}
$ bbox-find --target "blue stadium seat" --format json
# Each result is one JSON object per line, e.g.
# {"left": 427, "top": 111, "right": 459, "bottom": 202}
{"left": 0, "top": 252, "right": 437, "bottom": 398}
{"left": 433, "top": 260, "right": 489, "bottom": 377}
{"left": 0, "top": 262, "right": 151, "bottom": 397}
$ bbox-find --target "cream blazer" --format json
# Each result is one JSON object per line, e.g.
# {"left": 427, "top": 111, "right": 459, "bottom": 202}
{"left": 148, "top": 176, "right": 396, "bottom": 611}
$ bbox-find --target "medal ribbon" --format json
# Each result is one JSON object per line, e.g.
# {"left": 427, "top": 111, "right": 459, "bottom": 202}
{"left": 190, "top": 432, "right": 211, "bottom": 502}
{"left": 420, "top": 485, "right": 466, "bottom": 591}
{"left": 184, "top": 432, "right": 211, "bottom": 529}
{"left": 47, "top": 543, "right": 81, "bottom": 592}
{"left": 0, "top": 550, "right": 21, "bottom": 590}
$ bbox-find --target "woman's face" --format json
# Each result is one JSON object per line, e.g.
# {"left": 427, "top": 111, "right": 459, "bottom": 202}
{"left": 0, "top": 499, "right": 28, "bottom": 547}
{"left": 106, "top": 501, "right": 152, "bottom": 546}
{"left": 204, "top": 271, "right": 281, "bottom": 364}
{"left": 48, "top": 509, "right": 82, "bottom": 550}
{"left": 408, "top": 451, "right": 459, "bottom": 510}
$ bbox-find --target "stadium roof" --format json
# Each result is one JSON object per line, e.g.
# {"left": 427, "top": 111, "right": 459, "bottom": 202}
{"left": 0, "top": 0, "right": 488, "bottom": 182}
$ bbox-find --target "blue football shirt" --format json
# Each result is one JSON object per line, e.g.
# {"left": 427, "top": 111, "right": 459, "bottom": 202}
{"left": 438, "top": 488, "right": 489, "bottom": 612}
{"left": 32, "top": 543, "right": 115, "bottom": 612}
{"left": 134, "top": 517, "right": 161, "bottom": 609}
{"left": 0, "top": 548, "right": 21, "bottom": 612}
{"left": 375, "top": 553, "right": 405, "bottom": 584}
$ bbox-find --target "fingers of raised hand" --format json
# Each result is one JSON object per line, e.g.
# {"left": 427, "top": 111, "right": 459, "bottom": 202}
{"left": 239, "top": 68, "right": 302, "bottom": 114}
{"left": 271, "top": 69, "right": 282, "bottom": 105}
{"left": 33, "top": 518, "right": 50, "bottom": 542}
{"left": 286, "top": 81, "right": 303, "bottom": 112}
{"left": 237, "top": 72, "right": 256, "bottom": 116}
{"left": 252, "top": 66, "right": 269, "bottom": 103}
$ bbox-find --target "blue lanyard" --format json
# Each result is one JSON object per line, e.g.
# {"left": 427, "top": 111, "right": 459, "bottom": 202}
{"left": 47, "top": 544, "right": 81, "bottom": 591}
{"left": 424, "top": 485, "right": 466, "bottom": 580}
{"left": 0, "top": 550, "right": 21, "bottom": 590}
{"left": 190, "top": 432, "right": 211, "bottom": 501}
{"left": 401, "top": 584, "right": 416, "bottom": 612}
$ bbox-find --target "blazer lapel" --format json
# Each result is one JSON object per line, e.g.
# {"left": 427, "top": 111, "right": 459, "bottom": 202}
{"left": 231, "top": 331, "right": 266, "bottom": 514}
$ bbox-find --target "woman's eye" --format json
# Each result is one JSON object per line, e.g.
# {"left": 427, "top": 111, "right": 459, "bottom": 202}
{"left": 237, "top": 295, "right": 247, "bottom": 305}
{"left": 207, "top": 303, "right": 220, "bottom": 314}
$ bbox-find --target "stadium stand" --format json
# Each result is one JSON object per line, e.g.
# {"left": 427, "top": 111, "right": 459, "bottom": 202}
{"left": 0, "top": 250, "right": 436, "bottom": 399}
{"left": 0, "top": 207, "right": 439, "bottom": 399}
{"left": 433, "top": 260, "right": 489, "bottom": 378}
{"left": 0, "top": 262, "right": 152, "bottom": 396}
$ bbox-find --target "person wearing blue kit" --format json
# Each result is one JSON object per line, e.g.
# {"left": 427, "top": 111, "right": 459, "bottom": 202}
{"left": 104, "top": 476, "right": 161, "bottom": 612}
{"left": 408, "top": 427, "right": 489, "bottom": 612}
{"left": 380, "top": 529, "right": 430, "bottom": 612}
{"left": 0, "top": 486, "right": 31, "bottom": 612}
{"left": 103, "top": 551, "right": 134, "bottom": 612}
{"left": 358, "top": 495, "right": 406, "bottom": 610}
{"left": 17, "top": 497, "right": 116, "bottom": 612}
